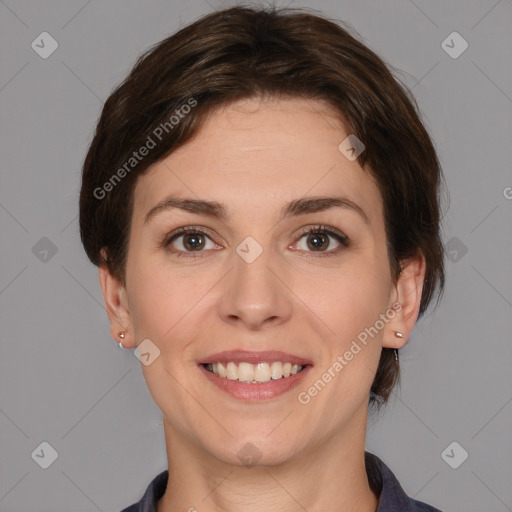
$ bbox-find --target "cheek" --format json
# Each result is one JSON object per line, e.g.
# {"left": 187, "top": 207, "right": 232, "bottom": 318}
{"left": 126, "top": 259, "right": 208, "bottom": 343}
{"left": 297, "top": 252, "right": 391, "bottom": 337}
{"left": 127, "top": 258, "right": 177, "bottom": 341}
{"left": 296, "top": 251, "right": 391, "bottom": 395}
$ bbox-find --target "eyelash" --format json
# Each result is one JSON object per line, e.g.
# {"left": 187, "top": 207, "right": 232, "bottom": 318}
{"left": 160, "top": 224, "right": 350, "bottom": 259}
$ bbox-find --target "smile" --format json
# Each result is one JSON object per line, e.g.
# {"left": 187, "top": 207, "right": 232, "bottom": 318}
{"left": 204, "top": 361, "right": 304, "bottom": 383}
{"left": 199, "top": 350, "right": 312, "bottom": 401}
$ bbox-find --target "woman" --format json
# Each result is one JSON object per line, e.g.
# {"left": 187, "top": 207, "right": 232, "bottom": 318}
{"left": 79, "top": 6, "right": 445, "bottom": 511}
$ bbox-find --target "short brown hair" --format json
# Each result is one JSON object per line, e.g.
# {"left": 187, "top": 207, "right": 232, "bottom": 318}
{"left": 79, "top": 6, "right": 445, "bottom": 410}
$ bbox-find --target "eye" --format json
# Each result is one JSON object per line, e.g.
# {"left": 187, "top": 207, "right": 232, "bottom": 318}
{"left": 161, "top": 224, "right": 349, "bottom": 258}
{"left": 162, "top": 226, "right": 221, "bottom": 257}
{"left": 292, "top": 225, "right": 349, "bottom": 256}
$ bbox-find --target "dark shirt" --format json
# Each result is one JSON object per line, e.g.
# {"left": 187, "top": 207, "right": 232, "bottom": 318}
{"left": 120, "top": 451, "right": 443, "bottom": 512}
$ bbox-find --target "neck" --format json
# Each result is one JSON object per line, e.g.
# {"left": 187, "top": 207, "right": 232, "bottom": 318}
{"left": 157, "top": 411, "right": 378, "bottom": 512}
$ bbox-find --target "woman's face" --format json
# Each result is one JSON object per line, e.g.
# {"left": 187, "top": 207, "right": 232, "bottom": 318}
{"left": 113, "top": 97, "right": 414, "bottom": 466}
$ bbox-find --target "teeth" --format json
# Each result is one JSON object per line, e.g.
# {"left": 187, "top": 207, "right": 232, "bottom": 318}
{"left": 254, "top": 362, "right": 271, "bottom": 383}
{"left": 207, "top": 361, "right": 304, "bottom": 383}
{"left": 238, "top": 362, "right": 254, "bottom": 382}
{"left": 226, "top": 362, "right": 238, "bottom": 380}
{"left": 270, "top": 361, "right": 283, "bottom": 380}
{"left": 217, "top": 362, "right": 227, "bottom": 378}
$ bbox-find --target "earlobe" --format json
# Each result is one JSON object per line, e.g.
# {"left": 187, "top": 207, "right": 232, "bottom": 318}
{"left": 383, "top": 251, "right": 426, "bottom": 349}
{"left": 98, "top": 260, "right": 134, "bottom": 348}
{"left": 117, "top": 330, "right": 130, "bottom": 350}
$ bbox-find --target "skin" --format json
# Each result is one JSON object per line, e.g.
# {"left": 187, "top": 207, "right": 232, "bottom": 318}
{"left": 99, "top": 97, "right": 426, "bottom": 512}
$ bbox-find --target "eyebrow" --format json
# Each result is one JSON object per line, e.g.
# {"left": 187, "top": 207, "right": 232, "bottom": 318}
{"left": 144, "top": 195, "right": 369, "bottom": 225}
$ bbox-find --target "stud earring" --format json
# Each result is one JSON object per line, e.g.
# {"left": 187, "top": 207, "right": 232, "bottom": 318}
{"left": 117, "top": 331, "right": 128, "bottom": 349}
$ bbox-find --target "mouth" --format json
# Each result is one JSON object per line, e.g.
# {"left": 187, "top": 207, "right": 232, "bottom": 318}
{"left": 198, "top": 350, "right": 312, "bottom": 401}
{"left": 203, "top": 361, "right": 305, "bottom": 383}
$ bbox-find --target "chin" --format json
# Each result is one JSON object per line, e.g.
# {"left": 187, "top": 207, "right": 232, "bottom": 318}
{"left": 201, "top": 429, "right": 305, "bottom": 469}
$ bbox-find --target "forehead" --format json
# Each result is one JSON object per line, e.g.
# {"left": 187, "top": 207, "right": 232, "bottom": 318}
{"left": 132, "top": 97, "right": 383, "bottom": 226}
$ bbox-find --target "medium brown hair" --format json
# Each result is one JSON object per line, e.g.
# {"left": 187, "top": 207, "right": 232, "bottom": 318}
{"left": 79, "top": 6, "right": 445, "bottom": 410}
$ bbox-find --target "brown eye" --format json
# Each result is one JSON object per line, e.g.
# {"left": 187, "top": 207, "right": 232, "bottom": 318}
{"left": 182, "top": 233, "right": 205, "bottom": 251}
{"left": 306, "top": 232, "right": 330, "bottom": 251}
{"left": 163, "top": 227, "right": 221, "bottom": 257}
{"left": 293, "top": 225, "right": 349, "bottom": 256}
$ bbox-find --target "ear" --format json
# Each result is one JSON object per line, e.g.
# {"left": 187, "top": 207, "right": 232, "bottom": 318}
{"left": 98, "top": 250, "right": 135, "bottom": 348}
{"left": 382, "top": 250, "right": 426, "bottom": 349}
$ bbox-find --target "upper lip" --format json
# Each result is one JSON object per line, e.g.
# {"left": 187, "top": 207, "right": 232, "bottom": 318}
{"left": 199, "top": 350, "right": 313, "bottom": 366}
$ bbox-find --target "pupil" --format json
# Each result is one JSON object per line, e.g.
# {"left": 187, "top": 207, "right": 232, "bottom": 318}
{"left": 308, "top": 233, "right": 327, "bottom": 250}
{"left": 184, "top": 234, "right": 204, "bottom": 251}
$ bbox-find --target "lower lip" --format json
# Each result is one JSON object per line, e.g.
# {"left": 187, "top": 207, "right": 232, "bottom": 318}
{"left": 199, "top": 364, "right": 311, "bottom": 401}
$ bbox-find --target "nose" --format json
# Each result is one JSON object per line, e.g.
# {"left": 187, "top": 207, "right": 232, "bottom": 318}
{"left": 217, "top": 244, "right": 293, "bottom": 331}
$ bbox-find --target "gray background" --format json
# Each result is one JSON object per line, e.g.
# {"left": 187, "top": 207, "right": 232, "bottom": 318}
{"left": 1, "top": 0, "right": 511, "bottom": 511}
